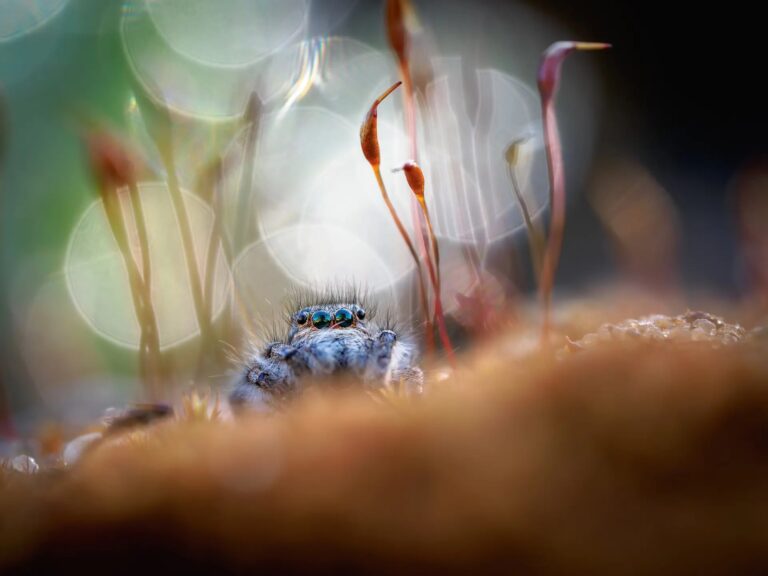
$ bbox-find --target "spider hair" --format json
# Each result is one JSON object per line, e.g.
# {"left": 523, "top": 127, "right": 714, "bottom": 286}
{"left": 283, "top": 283, "right": 379, "bottom": 319}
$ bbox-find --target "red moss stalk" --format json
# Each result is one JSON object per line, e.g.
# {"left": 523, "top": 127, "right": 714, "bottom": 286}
{"left": 397, "top": 161, "right": 455, "bottom": 364}
{"left": 537, "top": 41, "right": 610, "bottom": 342}
{"left": 385, "top": 0, "right": 433, "bottom": 323}
{"left": 361, "top": 81, "right": 435, "bottom": 354}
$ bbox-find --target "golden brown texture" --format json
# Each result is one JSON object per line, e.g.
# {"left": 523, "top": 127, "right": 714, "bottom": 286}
{"left": 3, "top": 324, "right": 768, "bottom": 574}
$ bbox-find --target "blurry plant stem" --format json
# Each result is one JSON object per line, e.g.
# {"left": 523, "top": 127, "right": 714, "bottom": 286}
{"left": 233, "top": 93, "right": 261, "bottom": 252}
{"left": 421, "top": 105, "right": 483, "bottom": 288}
{"left": 0, "top": 383, "right": 11, "bottom": 437}
{"left": 386, "top": 0, "right": 418, "bottom": 162}
{"left": 137, "top": 83, "right": 218, "bottom": 378}
{"left": 127, "top": 182, "right": 166, "bottom": 390}
{"left": 506, "top": 163, "right": 545, "bottom": 282}
{"left": 0, "top": 90, "right": 13, "bottom": 437}
{"left": 202, "top": 163, "right": 224, "bottom": 326}
{"left": 388, "top": 0, "right": 485, "bottom": 309}
{"left": 401, "top": 67, "right": 418, "bottom": 162}
{"left": 197, "top": 157, "right": 255, "bottom": 381}
{"left": 373, "top": 166, "right": 435, "bottom": 354}
{"left": 198, "top": 159, "right": 239, "bottom": 380}
{"left": 159, "top": 148, "right": 214, "bottom": 372}
{"left": 226, "top": 95, "right": 264, "bottom": 344}
{"left": 102, "top": 189, "right": 162, "bottom": 399}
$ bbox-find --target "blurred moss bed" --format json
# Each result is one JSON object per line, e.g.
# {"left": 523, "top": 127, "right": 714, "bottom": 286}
{"left": 2, "top": 296, "right": 768, "bottom": 575}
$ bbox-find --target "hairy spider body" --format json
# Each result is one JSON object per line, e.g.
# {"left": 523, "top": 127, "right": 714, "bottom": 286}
{"left": 229, "top": 294, "right": 423, "bottom": 412}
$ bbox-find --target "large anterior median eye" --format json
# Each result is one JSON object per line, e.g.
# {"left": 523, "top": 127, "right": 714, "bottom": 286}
{"left": 334, "top": 308, "right": 354, "bottom": 328}
{"left": 311, "top": 310, "right": 332, "bottom": 329}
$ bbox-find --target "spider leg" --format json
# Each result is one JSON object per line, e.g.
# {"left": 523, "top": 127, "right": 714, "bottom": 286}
{"left": 364, "top": 329, "right": 398, "bottom": 383}
{"left": 366, "top": 330, "right": 423, "bottom": 394}
{"left": 229, "top": 350, "right": 301, "bottom": 412}
{"left": 268, "top": 343, "right": 318, "bottom": 376}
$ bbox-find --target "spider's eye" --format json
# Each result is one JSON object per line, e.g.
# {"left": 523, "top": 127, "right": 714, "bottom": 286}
{"left": 311, "top": 310, "right": 332, "bottom": 329}
{"left": 356, "top": 308, "right": 366, "bottom": 320}
{"left": 296, "top": 311, "right": 309, "bottom": 325}
{"left": 334, "top": 308, "right": 354, "bottom": 328}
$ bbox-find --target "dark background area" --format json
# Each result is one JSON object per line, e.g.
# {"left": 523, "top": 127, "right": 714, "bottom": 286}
{"left": 531, "top": 0, "right": 767, "bottom": 295}
{"left": 537, "top": 0, "right": 765, "bottom": 163}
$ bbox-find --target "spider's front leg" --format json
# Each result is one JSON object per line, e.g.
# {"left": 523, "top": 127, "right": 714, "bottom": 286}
{"left": 374, "top": 329, "right": 425, "bottom": 394}
{"left": 365, "top": 329, "right": 397, "bottom": 381}
{"left": 229, "top": 343, "right": 308, "bottom": 412}
{"left": 365, "top": 329, "right": 423, "bottom": 394}
{"left": 267, "top": 342, "right": 317, "bottom": 375}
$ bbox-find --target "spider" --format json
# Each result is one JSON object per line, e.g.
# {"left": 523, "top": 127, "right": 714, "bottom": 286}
{"left": 229, "top": 291, "right": 423, "bottom": 412}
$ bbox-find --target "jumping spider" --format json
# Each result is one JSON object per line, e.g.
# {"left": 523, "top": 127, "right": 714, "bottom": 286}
{"left": 229, "top": 293, "right": 424, "bottom": 412}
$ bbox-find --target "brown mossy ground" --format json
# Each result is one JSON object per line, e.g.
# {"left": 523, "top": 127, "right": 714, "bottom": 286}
{"left": 2, "top": 309, "right": 768, "bottom": 575}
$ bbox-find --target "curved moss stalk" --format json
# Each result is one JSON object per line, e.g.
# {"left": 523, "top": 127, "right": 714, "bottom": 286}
{"left": 537, "top": 41, "right": 610, "bottom": 342}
